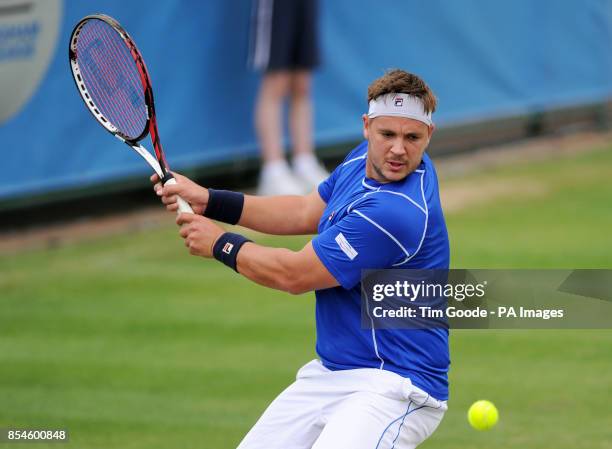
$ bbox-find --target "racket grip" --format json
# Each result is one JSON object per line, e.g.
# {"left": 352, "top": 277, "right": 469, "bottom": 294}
{"left": 163, "top": 177, "right": 194, "bottom": 214}
{"left": 176, "top": 196, "right": 193, "bottom": 214}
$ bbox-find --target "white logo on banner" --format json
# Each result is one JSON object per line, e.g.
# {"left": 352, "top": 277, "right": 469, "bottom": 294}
{"left": 0, "top": 0, "right": 62, "bottom": 125}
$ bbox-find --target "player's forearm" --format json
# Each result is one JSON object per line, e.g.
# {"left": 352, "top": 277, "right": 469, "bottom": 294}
{"left": 236, "top": 243, "right": 311, "bottom": 294}
{"left": 239, "top": 195, "right": 316, "bottom": 235}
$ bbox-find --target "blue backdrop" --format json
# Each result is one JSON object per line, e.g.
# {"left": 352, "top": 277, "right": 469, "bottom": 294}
{"left": 1, "top": 0, "right": 611, "bottom": 200}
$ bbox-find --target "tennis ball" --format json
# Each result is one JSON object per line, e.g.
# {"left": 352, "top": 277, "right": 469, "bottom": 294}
{"left": 467, "top": 400, "right": 499, "bottom": 431}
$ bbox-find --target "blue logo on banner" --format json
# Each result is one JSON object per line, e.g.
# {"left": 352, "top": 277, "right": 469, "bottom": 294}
{"left": 0, "top": 21, "right": 40, "bottom": 62}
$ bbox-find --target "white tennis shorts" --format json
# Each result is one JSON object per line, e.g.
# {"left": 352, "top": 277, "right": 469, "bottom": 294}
{"left": 237, "top": 359, "right": 447, "bottom": 449}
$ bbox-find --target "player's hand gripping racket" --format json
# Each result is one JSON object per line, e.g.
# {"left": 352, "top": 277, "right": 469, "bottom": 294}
{"left": 68, "top": 14, "right": 192, "bottom": 214}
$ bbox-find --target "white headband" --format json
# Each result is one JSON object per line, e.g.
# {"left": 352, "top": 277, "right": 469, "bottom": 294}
{"left": 367, "top": 93, "right": 433, "bottom": 127}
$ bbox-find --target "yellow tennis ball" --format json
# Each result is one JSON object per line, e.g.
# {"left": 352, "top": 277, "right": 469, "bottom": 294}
{"left": 467, "top": 400, "right": 499, "bottom": 430}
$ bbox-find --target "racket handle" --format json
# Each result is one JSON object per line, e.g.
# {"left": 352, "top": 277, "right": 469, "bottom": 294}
{"left": 176, "top": 196, "right": 193, "bottom": 214}
{"left": 163, "top": 177, "right": 194, "bottom": 214}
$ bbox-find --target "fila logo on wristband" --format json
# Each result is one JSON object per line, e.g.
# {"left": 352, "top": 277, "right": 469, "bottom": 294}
{"left": 213, "top": 232, "right": 252, "bottom": 272}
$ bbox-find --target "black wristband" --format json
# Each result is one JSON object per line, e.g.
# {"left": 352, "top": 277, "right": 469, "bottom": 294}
{"left": 212, "top": 232, "right": 252, "bottom": 272}
{"left": 203, "top": 189, "right": 245, "bottom": 225}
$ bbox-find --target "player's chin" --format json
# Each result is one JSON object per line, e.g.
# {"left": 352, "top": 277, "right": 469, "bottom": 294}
{"left": 383, "top": 164, "right": 411, "bottom": 181}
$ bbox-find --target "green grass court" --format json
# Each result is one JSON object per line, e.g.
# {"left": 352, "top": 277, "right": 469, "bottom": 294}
{"left": 1, "top": 144, "right": 611, "bottom": 448}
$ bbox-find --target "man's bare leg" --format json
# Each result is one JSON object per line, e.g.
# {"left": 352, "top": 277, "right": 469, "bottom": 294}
{"left": 290, "top": 71, "right": 329, "bottom": 190}
{"left": 255, "top": 71, "right": 305, "bottom": 195}
{"left": 256, "top": 71, "right": 291, "bottom": 163}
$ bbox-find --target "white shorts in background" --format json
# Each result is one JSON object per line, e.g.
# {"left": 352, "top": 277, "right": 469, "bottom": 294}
{"left": 237, "top": 359, "right": 447, "bottom": 449}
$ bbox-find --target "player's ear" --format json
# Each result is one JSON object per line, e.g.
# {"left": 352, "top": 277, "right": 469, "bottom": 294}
{"left": 362, "top": 114, "right": 369, "bottom": 140}
{"left": 426, "top": 123, "right": 435, "bottom": 143}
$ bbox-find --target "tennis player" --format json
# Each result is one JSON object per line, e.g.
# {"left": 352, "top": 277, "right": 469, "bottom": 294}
{"left": 154, "top": 69, "right": 449, "bottom": 449}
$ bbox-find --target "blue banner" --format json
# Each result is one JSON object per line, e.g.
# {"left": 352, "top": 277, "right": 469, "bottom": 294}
{"left": 1, "top": 0, "right": 611, "bottom": 200}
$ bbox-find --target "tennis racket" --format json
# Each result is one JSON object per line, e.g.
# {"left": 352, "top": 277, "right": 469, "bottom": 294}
{"left": 68, "top": 14, "right": 192, "bottom": 214}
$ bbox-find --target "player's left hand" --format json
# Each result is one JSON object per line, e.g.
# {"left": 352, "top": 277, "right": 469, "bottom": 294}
{"left": 151, "top": 172, "right": 208, "bottom": 215}
{"left": 176, "top": 213, "right": 224, "bottom": 258}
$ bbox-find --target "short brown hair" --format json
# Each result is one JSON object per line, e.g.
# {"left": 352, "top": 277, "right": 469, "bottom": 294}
{"left": 367, "top": 69, "right": 437, "bottom": 114}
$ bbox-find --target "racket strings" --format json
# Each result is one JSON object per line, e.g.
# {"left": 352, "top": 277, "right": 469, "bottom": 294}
{"left": 81, "top": 22, "right": 143, "bottom": 136}
{"left": 83, "top": 28, "right": 133, "bottom": 130}
{"left": 76, "top": 19, "right": 147, "bottom": 140}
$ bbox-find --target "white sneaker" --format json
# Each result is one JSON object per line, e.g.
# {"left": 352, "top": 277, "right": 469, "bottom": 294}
{"left": 292, "top": 153, "right": 330, "bottom": 191}
{"left": 257, "top": 159, "right": 307, "bottom": 196}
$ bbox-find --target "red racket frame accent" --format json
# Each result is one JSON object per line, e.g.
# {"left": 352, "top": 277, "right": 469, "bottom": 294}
{"left": 68, "top": 14, "right": 171, "bottom": 174}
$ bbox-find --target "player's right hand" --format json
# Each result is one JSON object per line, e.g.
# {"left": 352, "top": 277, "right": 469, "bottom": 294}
{"left": 151, "top": 172, "right": 208, "bottom": 215}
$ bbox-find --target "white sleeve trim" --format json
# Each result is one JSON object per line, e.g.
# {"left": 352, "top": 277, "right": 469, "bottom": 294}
{"left": 342, "top": 154, "right": 367, "bottom": 166}
{"left": 375, "top": 190, "right": 426, "bottom": 214}
{"left": 395, "top": 172, "right": 429, "bottom": 265}
{"left": 348, "top": 186, "right": 427, "bottom": 215}
{"left": 352, "top": 209, "right": 411, "bottom": 259}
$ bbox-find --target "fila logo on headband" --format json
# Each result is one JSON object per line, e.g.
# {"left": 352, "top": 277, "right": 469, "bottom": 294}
{"left": 222, "top": 243, "right": 234, "bottom": 255}
{"left": 368, "top": 93, "right": 433, "bottom": 127}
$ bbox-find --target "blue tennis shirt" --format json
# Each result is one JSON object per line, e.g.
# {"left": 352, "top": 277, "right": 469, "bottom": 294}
{"left": 312, "top": 140, "right": 450, "bottom": 400}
